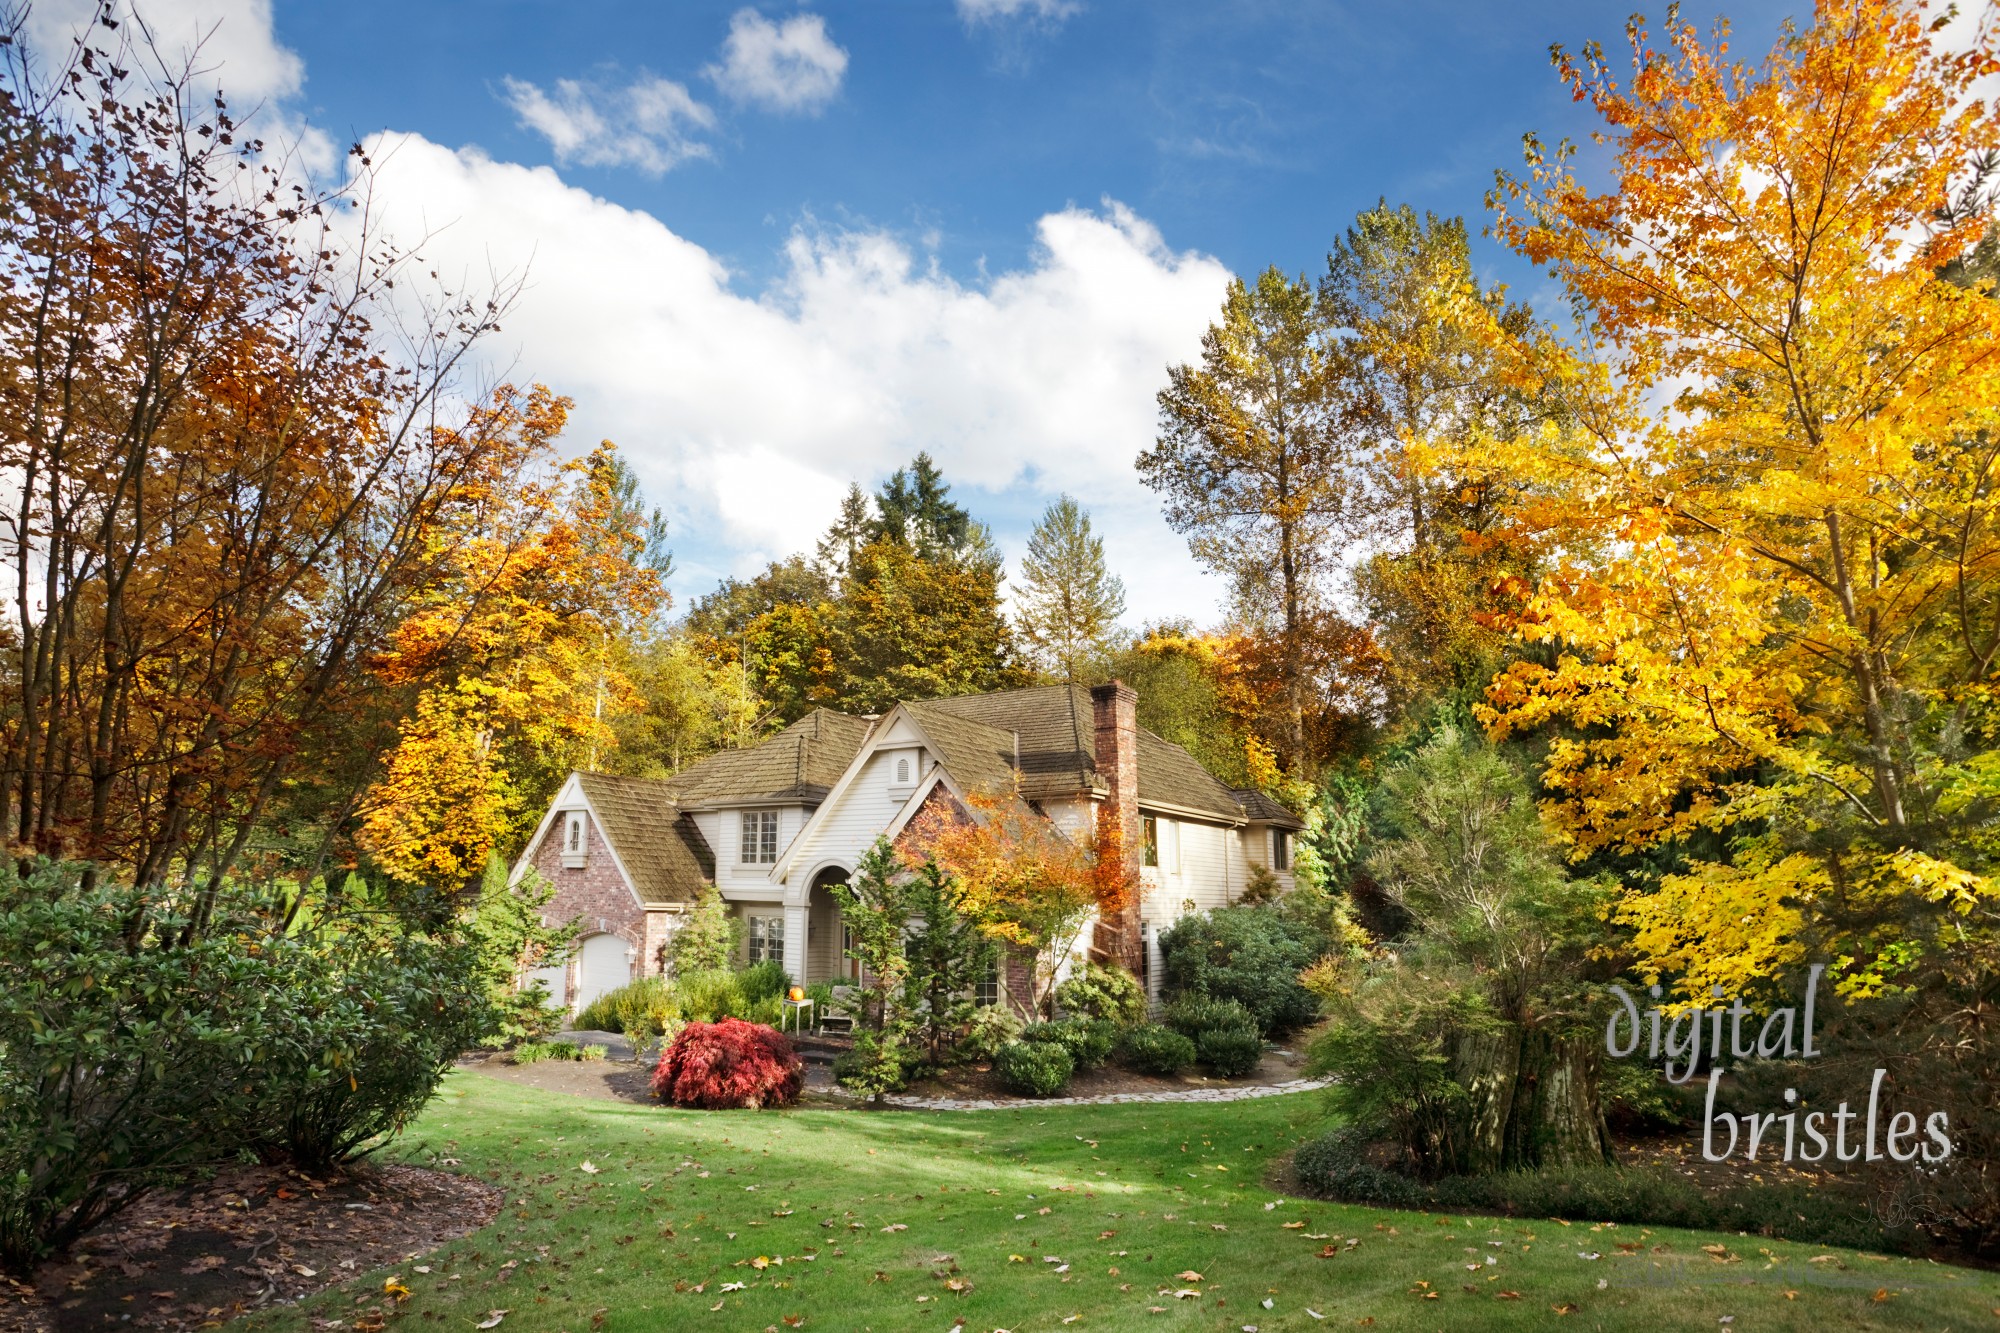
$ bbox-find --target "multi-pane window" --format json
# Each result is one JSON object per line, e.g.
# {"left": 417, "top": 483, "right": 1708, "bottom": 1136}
{"left": 1272, "top": 829, "right": 1291, "bottom": 871}
{"left": 1142, "top": 815, "right": 1160, "bottom": 867}
{"left": 747, "top": 915, "right": 785, "bottom": 968}
{"left": 976, "top": 959, "right": 1000, "bottom": 1008}
{"left": 565, "top": 812, "right": 584, "bottom": 853}
{"left": 740, "top": 809, "right": 779, "bottom": 864}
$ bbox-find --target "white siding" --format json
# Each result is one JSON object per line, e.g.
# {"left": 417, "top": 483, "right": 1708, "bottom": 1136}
{"left": 781, "top": 749, "right": 909, "bottom": 892}
{"left": 714, "top": 805, "right": 811, "bottom": 899}
{"left": 1138, "top": 816, "right": 1259, "bottom": 926}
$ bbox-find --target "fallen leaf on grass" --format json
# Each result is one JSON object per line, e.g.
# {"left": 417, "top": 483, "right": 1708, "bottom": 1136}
{"left": 1553, "top": 1303, "right": 1579, "bottom": 1315}
{"left": 720, "top": 1282, "right": 747, "bottom": 1292}
{"left": 1175, "top": 1271, "right": 1203, "bottom": 1282}
{"left": 579, "top": 1162, "right": 599, "bottom": 1175}
{"left": 881, "top": 1224, "right": 908, "bottom": 1233}
{"left": 1496, "top": 1292, "right": 1520, "bottom": 1300}
{"left": 1281, "top": 1222, "right": 1304, "bottom": 1230}
{"left": 1169, "top": 1289, "right": 1201, "bottom": 1300}
{"left": 382, "top": 1278, "right": 410, "bottom": 1301}
{"left": 1872, "top": 1290, "right": 1894, "bottom": 1303}
{"left": 475, "top": 1313, "right": 508, "bottom": 1330}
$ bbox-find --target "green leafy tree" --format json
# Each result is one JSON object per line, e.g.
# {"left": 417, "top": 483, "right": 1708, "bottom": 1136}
{"left": 902, "top": 858, "right": 999, "bottom": 1065}
{"left": 829, "top": 839, "right": 918, "bottom": 1102}
{"left": 669, "top": 885, "right": 740, "bottom": 975}
{"left": 1140, "top": 268, "right": 1361, "bottom": 775}
{"left": 835, "top": 540, "right": 1025, "bottom": 713}
{"left": 472, "top": 854, "right": 575, "bottom": 1045}
{"left": 1016, "top": 495, "right": 1127, "bottom": 680}
{"left": 1319, "top": 202, "right": 1543, "bottom": 725}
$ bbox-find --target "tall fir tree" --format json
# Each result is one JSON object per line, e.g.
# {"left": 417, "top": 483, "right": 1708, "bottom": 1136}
{"left": 1015, "top": 495, "right": 1126, "bottom": 680}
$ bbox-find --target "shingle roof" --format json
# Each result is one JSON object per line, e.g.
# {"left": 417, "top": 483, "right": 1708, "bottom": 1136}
{"left": 900, "top": 699, "right": 1021, "bottom": 796}
{"left": 1136, "top": 729, "right": 1252, "bottom": 823}
{"left": 574, "top": 772, "right": 714, "bottom": 905}
{"left": 661, "top": 708, "right": 875, "bottom": 806}
{"left": 1232, "top": 787, "right": 1306, "bottom": 830}
{"left": 919, "top": 684, "right": 1260, "bottom": 825}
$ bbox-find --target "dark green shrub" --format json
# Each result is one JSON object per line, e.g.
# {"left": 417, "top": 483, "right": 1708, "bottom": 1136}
{"left": 1021, "top": 1017, "right": 1117, "bottom": 1071}
{"left": 834, "top": 1029, "right": 917, "bottom": 1100}
{"left": 738, "top": 959, "right": 791, "bottom": 1005}
{"left": 1195, "top": 1025, "right": 1264, "bottom": 1077}
{"left": 0, "top": 865, "right": 289, "bottom": 1272}
{"left": 1054, "top": 963, "right": 1147, "bottom": 1026}
{"left": 256, "top": 927, "right": 495, "bottom": 1173}
{"left": 1163, "top": 994, "right": 1258, "bottom": 1041}
{"left": 958, "top": 1005, "right": 1024, "bottom": 1061}
{"left": 995, "top": 1040, "right": 1075, "bottom": 1097}
{"left": 1291, "top": 1125, "right": 1903, "bottom": 1255}
{"left": 1158, "top": 905, "right": 1323, "bottom": 1035}
{"left": 1120, "top": 1025, "right": 1196, "bottom": 1076}
{"left": 1602, "top": 1059, "right": 1693, "bottom": 1133}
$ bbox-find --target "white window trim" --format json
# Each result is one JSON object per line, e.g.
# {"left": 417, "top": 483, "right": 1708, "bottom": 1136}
{"left": 740, "top": 809, "right": 780, "bottom": 865}
{"left": 747, "top": 913, "right": 786, "bottom": 967}
{"left": 561, "top": 811, "right": 588, "bottom": 869}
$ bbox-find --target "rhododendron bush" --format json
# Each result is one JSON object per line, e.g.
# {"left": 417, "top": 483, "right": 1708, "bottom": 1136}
{"left": 650, "top": 1019, "right": 803, "bottom": 1110}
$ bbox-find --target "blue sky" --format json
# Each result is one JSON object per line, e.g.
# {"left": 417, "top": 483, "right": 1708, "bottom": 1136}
{"left": 48, "top": 0, "right": 1806, "bottom": 622}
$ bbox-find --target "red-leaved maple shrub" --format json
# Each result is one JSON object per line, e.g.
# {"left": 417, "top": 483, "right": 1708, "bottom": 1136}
{"left": 651, "top": 1018, "right": 803, "bottom": 1109}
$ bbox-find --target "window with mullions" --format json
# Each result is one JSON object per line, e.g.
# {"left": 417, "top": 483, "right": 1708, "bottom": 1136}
{"left": 740, "top": 809, "right": 779, "bottom": 864}
{"left": 1142, "top": 815, "right": 1159, "bottom": 867}
{"left": 1272, "top": 829, "right": 1291, "bottom": 871}
{"left": 976, "top": 959, "right": 1000, "bottom": 1008}
{"left": 747, "top": 915, "right": 785, "bottom": 968}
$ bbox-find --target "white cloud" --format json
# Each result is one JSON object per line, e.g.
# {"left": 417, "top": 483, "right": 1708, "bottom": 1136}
{"left": 704, "top": 9, "right": 848, "bottom": 114}
{"left": 25, "top": 0, "right": 302, "bottom": 102}
{"left": 956, "top": 0, "right": 1083, "bottom": 28}
{"left": 345, "top": 133, "right": 1232, "bottom": 623}
{"left": 24, "top": 0, "right": 332, "bottom": 173}
{"left": 501, "top": 73, "right": 715, "bottom": 174}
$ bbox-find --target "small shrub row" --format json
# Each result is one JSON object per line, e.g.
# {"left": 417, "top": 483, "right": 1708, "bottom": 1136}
{"left": 575, "top": 961, "right": 799, "bottom": 1037}
{"left": 1292, "top": 1126, "right": 1903, "bottom": 1255}
{"left": 1053, "top": 962, "right": 1148, "bottom": 1026}
{"left": 1022, "top": 1017, "right": 1118, "bottom": 1071}
{"left": 996, "top": 1039, "right": 1075, "bottom": 1097}
{"left": 1164, "top": 995, "right": 1265, "bottom": 1077}
{"left": 1120, "top": 1024, "right": 1196, "bottom": 1076}
{"left": 511, "top": 1039, "right": 605, "bottom": 1064}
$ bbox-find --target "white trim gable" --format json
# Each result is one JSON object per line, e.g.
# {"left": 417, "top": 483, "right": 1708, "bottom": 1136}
{"left": 881, "top": 765, "right": 975, "bottom": 845}
{"left": 768, "top": 705, "right": 982, "bottom": 890}
{"left": 510, "top": 772, "right": 646, "bottom": 912}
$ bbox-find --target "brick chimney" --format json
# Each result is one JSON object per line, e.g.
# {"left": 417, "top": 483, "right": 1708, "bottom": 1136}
{"left": 1089, "top": 680, "right": 1142, "bottom": 971}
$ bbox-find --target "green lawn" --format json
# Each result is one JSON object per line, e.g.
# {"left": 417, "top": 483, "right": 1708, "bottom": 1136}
{"left": 251, "top": 1071, "right": 2000, "bottom": 1332}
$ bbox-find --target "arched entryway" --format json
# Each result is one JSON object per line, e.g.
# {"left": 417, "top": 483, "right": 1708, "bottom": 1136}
{"left": 806, "top": 865, "right": 856, "bottom": 984}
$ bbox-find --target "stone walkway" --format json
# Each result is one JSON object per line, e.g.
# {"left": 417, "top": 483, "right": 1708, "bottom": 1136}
{"left": 823, "top": 1076, "right": 1330, "bottom": 1111}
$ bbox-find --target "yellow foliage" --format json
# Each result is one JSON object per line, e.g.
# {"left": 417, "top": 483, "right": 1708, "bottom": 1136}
{"left": 1429, "top": 1, "right": 2000, "bottom": 998}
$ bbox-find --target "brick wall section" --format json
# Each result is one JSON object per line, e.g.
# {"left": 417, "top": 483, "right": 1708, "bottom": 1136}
{"left": 1088, "top": 680, "right": 1142, "bottom": 971}
{"left": 1003, "top": 945, "right": 1040, "bottom": 1017}
{"left": 529, "top": 811, "right": 657, "bottom": 1000}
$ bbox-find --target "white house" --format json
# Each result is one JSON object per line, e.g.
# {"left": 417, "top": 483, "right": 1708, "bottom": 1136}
{"left": 514, "top": 681, "right": 1301, "bottom": 1015}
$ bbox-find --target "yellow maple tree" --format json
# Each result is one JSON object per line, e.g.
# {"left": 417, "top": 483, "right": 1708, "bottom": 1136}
{"left": 1428, "top": 0, "right": 2000, "bottom": 999}
{"left": 361, "top": 388, "right": 670, "bottom": 885}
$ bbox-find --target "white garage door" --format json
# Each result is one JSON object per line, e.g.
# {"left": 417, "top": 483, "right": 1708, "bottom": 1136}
{"left": 525, "top": 962, "right": 567, "bottom": 1012}
{"left": 575, "top": 933, "right": 630, "bottom": 1016}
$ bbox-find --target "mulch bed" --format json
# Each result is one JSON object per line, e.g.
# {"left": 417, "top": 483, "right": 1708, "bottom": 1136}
{"left": 3, "top": 1164, "right": 500, "bottom": 1333}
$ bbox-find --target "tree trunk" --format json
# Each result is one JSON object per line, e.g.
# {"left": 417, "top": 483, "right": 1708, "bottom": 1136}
{"left": 1509, "top": 1029, "right": 1609, "bottom": 1168}
{"left": 1451, "top": 1028, "right": 1521, "bottom": 1175}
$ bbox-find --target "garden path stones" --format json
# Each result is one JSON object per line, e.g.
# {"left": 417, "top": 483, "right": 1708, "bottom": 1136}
{"left": 824, "top": 1076, "right": 1331, "bottom": 1111}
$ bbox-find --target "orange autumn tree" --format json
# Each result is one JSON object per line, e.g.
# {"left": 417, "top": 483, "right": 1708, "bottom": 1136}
{"left": 904, "top": 785, "right": 1131, "bottom": 1015}
{"left": 1430, "top": 1, "right": 2000, "bottom": 1002}
{"left": 361, "top": 391, "right": 670, "bottom": 886}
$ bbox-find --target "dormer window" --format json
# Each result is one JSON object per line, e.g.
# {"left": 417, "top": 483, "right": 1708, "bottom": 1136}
{"left": 561, "top": 811, "right": 588, "bottom": 868}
